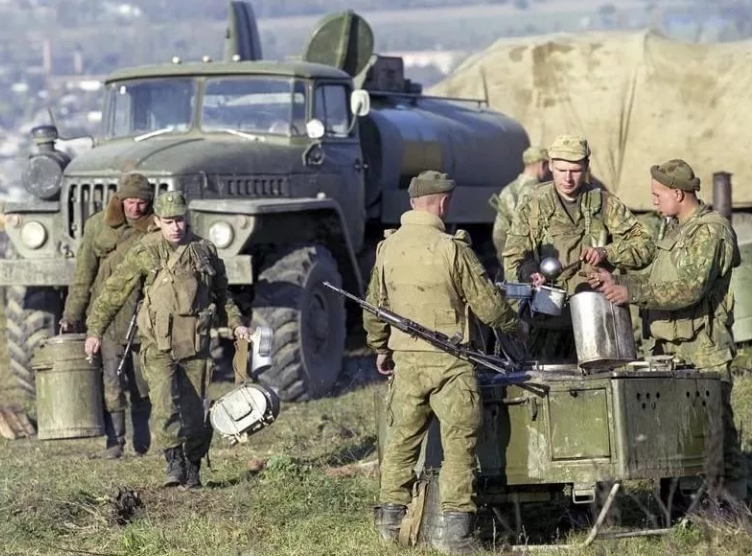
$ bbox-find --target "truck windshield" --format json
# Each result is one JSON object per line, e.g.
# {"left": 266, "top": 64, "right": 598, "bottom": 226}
{"left": 202, "top": 77, "right": 307, "bottom": 136}
{"left": 102, "top": 78, "right": 195, "bottom": 139}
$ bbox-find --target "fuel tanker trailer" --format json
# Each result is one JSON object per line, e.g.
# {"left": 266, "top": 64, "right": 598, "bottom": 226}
{"left": 0, "top": 2, "right": 529, "bottom": 411}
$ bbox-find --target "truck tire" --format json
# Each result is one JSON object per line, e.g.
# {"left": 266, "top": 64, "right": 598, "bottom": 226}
{"left": 251, "top": 244, "right": 346, "bottom": 401}
{"left": 4, "top": 286, "right": 61, "bottom": 399}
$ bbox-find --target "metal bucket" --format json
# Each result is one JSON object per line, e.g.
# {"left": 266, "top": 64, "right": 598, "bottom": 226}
{"left": 34, "top": 334, "right": 105, "bottom": 440}
{"left": 570, "top": 292, "right": 637, "bottom": 369}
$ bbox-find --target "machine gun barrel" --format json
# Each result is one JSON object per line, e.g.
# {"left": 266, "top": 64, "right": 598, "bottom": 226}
{"left": 322, "top": 281, "right": 516, "bottom": 374}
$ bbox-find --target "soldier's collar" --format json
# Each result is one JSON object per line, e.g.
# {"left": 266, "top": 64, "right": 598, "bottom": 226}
{"left": 400, "top": 210, "right": 445, "bottom": 231}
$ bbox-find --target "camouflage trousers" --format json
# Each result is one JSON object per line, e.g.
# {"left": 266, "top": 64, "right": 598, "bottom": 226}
{"left": 380, "top": 351, "right": 481, "bottom": 513}
{"left": 101, "top": 337, "right": 149, "bottom": 412}
{"left": 140, "top": 343, "right": 214, "bottom": 461}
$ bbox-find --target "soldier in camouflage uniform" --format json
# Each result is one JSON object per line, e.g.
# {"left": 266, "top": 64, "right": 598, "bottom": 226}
{"left": 489, "top": 146, "right": 549, "bottom": 266}
{"left": 365, "top": 170, "right": 521, "bottom": 554}
{"left": 85, "top": 191, "right": 252, "bottom": 489}
{"left": 503, "top": 134, "right": 654, "bottom": 361}
{"left": 589, "top": 159, "right": 747, "bottom": 503}
{"left": 60, "top": 173, "right": 155, "bottom": 459}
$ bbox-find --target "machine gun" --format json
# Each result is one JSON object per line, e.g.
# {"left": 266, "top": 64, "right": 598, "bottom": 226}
{"left": 322, "top": 282, "right": 519, "bottom": 374}
{"left": 116, "top": 300, "right": 141, "bottom": 377}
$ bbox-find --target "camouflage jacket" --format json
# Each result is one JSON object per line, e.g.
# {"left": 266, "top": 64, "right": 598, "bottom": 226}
{"left": 502, "top": 182, "right": 654, "bottom": 295}
{"left": 618, "top": 203, "right": 740, "bottom": 368}
{"left": 86, "top": 230, "right": 244, "bottom": 354}
{"left": 489, "top": 173, "right": 543, "bottom": 233}
{"left": 364, "top": 210, "right": 518, "bottom": 354}
{"left": 62, "top": 197, "right": 155, "bottom": 342}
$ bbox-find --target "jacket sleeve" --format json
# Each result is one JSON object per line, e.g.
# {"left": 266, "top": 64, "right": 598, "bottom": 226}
{"left": 62, "top": 218, "right": 99, "bottom": 323}
{"left": 85, "top": 243, "right": 150, "bottom": 339}
{"left": 502, "top": 195, "right": 540, "bottom": 282}
{"left": 620, "top": 226, "right": 724, "bottom": 310}
{"left": 363, "top": 242, "right": 391, "bottom": 354}
{"left": 456, "top": 242, "right": 519, "bottom": 333}
{"left": 209, "top": 244, "right": 244, "bottom": 331}
{"left": 602, "top": 194, "right": 655, "bottom": 270}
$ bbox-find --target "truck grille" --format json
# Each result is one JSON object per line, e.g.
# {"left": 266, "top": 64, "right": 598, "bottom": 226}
{"left": 221, "top": 176, "right": 289, "bottom": 197}
{"left": 65, "top": 179, "right": 169, "bottom": 239}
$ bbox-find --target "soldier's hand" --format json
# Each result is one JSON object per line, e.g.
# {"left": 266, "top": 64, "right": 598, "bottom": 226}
{"left": 234, "top": 326, "right": 252, "bottom": 341}
{"left": 580, "top": 246, "right": 607, "bottom": 266}
{"left": 586, "top": 268, "right": 615, "bottom": 289}
{"left": 84, "top": 336, "right": 101, "bottom": 360}
{"left": 530, "top": 272, "right": 547, "bottom": 287}
{"left": 601, "top": 283, "right": 629, "bottom": 305}
{"left": 376, "top": 353, "right": 394, "bottom": 376}
{"left": 59, "top": 320, "right": 76, "bottom": 333}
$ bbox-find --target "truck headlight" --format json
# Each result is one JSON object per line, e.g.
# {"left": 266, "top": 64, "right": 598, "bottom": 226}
{"left": 208, "top": 220, "right": 234, "bottom": 249}
{"left": 20, "top": 221, "right": 47, "bottom": 249}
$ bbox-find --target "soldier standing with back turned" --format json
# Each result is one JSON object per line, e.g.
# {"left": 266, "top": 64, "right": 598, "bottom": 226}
{"left": 365, "top": 170, "right": 521, "bottom": 554}
{"left": 60, "top": 173, "right": 155, "bottom": 459}
{"left": 85, "top": 191, "right": 252, "bottom": 489}
{"left": 589, "top": 159, "right": 747, "bottom": 504}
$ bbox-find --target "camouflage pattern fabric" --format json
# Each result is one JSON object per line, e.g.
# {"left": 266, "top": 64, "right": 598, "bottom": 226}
{"left": 380, "top": 351, "right": 481, "bottom": 512}
{"left": 63, "top": 197, "right": 155, "bottom": 342}
{"left": 140, "top": 343, "right": 213, "bottom": 460}
{"left": 100, "top": 336, "right": 149, "bottom": 412}
{"left": 363, "top": 209, "right": 517, "bottom": 513}
{"left": 86, "top": 229, "right": 244, "bottom": 460}
{"left": 619, "top": 203, "right": 739, "bottom": 371}
{"left": 364, "top": 210, "right": 518, "bottom": 353}
{"left": 490, "top": 174, "right": 543, "bottom": 263}
{"left": 618, "top": 203, "right": 744, "bottom": 498}
{"left": 503, "top": 183, "right": 654, "bottom": 296}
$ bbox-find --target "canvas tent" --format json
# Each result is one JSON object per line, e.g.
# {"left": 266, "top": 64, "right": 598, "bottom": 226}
{"left": 430, "top": 29, "right": 752, "bottom": 212}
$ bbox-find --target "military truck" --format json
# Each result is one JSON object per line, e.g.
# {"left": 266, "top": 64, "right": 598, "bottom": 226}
{"left": 0, "top": 3, "right": 529, "bottom": 404}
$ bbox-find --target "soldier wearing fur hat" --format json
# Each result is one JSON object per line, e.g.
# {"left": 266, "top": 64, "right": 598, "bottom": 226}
{"left": 85, "top": 191, "right": 252, "bottom": 489}
{"left": 364, "top": 170, "right": 521, "bottom": 553}
{"left": 503, "top": 134, "right": 654, "bottom": 361}
{"left": 489, "top": 146, "right": 550, "bottom": 266}
{"left": 61, "top": 172, "right": 156, "bottom": 460}
{"left": 588, "top": 159, "right": 746, "bottom": 504}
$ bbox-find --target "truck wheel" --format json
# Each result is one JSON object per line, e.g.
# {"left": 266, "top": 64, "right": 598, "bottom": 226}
{"left": 4, "top": 286, "right": 61, "bottom": 399}
{"left": 251, "top": 244, "right": 346, "bottom": 401}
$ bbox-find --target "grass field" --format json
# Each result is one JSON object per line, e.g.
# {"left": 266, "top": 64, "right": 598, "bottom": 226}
{"left": 4, "top": 358, "right": 752, "bottom": 556}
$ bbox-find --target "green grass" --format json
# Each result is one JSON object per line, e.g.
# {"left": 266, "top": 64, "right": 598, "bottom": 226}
{"left": 4, "top": 365, "right": 752, "bottom": 555}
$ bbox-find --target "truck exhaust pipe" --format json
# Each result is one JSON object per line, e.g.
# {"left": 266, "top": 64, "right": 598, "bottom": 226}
{"left": 713, "top": 171, "right": 733, "bottom": 223}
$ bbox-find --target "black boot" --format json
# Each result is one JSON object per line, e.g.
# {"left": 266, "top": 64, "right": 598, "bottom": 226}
{"left": 97, "top": 411, "right": 126, "bottom": 459}
{"left": 432, "top": 512, "right": 481, "bottom": 555}
{"left": 373, "top": 503, "right": 406, "bottom": 544}
{"left": 181, "top": 458, "right": 202, "bottom": 490}
{"left": 130, "top": 399, "right": 152, "bottom": 456}
{"left": 163, "top": 447, "right": 186, "bottom": 487}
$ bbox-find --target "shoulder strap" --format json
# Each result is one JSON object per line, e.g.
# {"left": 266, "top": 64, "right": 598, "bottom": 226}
{"left": 166, "top": 243, "right": 189, "bottom": 272}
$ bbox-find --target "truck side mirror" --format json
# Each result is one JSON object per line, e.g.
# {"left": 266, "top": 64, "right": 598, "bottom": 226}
{"left": 305, "top": 119, "right": 326, "bottom": 140}
{"left": 350, "top": 90, "right": 371, "bottom": 117}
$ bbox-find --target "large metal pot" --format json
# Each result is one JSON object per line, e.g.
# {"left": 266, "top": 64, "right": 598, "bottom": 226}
{"left": 33, "top": 333, "right": 105, "bottom": 440}
{"left": 531, "top": 286, "right": 567, "bottom": 316}
{"left": 570, "top": 292, "right": 637, "bottom": 369}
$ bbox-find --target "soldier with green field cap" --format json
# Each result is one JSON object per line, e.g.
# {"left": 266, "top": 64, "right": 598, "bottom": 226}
{"left": 365, "top": 170, "right": 521, "bottom": 554}
{"left": 61, "top": 172, "right": 156, "bottom": 460}
{"left": 503, "top": 134, "right": 654, "bottom": 361}
{"left": 589, "top": 159, "right": 746, "bottom": 504}
{"left": 489, "top": 146, "right": 550, "bottom": 265}
{"left": 85, "top": 191, "right": 252, "bottom": 489}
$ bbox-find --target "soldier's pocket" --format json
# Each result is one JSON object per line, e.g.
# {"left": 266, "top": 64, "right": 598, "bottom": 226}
{"left": 194, "top": 306, "right": 215, "bottom": 354}
{"left": 155, "top": 313, "right": 172, "bottom": 352}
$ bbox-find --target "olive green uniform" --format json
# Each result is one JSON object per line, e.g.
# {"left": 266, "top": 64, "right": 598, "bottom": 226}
{"left": 618, "top": 202, "right": 745, "bottom": 497}
{"left": 503, "top": 183, "right": 654, "bottom": 361}
{"left": 365, "top": 209, "right": 518, "bottom": 512}
{"left": 489, "top": 173, "right": 543, "bottom": 262}
{"left": 86, "top": 229, "right": 243, "bottom": 461}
